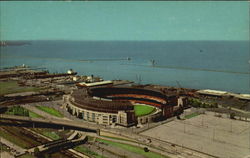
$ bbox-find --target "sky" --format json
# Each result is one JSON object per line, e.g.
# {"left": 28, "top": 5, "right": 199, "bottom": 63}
{"left": 0, "top": 1, "right": 249, "bottom": 41}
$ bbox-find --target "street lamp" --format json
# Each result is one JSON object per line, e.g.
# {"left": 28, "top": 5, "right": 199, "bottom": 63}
{"left": 213, "top": 128, "right": 215, "bottom": 141}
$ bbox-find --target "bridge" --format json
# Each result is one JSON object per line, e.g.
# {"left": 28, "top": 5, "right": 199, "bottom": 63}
{"left": 0, "top": 114, "right": 99, "bottom": 133}
{"left": 27, "top": 131, "right": 88, "bottom": 156}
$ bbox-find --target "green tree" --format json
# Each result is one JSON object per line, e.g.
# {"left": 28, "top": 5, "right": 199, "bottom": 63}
{"left": 230, "top": 113, "right": 236, "bottom": 119}
{"left": 34, "top": 147, "right": 40, "bottom": 156}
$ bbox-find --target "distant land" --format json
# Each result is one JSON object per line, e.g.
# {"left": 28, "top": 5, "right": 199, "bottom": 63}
{"left": 0, "top": 41, "right": 31, "bottom": 47}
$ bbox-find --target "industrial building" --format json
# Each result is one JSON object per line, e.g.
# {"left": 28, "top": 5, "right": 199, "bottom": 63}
{"left": 197, "top": 89, "right": 250, "bottom": 101}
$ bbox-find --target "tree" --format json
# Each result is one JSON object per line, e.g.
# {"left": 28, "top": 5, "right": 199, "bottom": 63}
{"left": 230, "top": 113, "right": 236, "bottom": 119}
{"left": 144, "top": 147, "right": 149, "bottom": 152}
{"left": 34, "top": 147, "right": 40, "bottom": 156}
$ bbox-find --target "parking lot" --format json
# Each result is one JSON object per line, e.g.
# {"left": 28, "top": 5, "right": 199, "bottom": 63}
{"left": 141, "top": 112, "right": 250, "bottom": 158}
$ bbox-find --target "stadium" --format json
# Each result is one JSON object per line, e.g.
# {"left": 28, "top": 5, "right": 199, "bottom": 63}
{"left": 63, "top": 85, "right": 183, "bottom": 127}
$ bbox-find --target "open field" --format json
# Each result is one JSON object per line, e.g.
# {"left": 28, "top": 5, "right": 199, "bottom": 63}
{"left": 35, "top": 106, "right": 64, "bottom": 118}
{"left": 134, "top": 105, "right": 155, "bottom": 117}
{"left": 0, "top": 81, "right": 42, "bottom": 95}
{"left": 141, "top": 112, "right": 250, "bottom": 158}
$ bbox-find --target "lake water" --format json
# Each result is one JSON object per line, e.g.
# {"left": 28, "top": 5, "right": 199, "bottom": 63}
{"left": 1, "top": 40, "right": 249, "bottom": 93}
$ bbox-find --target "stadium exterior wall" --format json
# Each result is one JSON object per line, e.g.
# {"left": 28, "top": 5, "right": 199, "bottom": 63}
{"left": 63, "top": 87, "right": 183, "bottom": 127}
{"left": 63, "top": 95, "right": 136, "bottom": 126}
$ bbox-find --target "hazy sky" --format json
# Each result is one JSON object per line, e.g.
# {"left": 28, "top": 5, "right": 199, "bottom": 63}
{"left": 0, "top": 2, "right": 249, "bottom": 41}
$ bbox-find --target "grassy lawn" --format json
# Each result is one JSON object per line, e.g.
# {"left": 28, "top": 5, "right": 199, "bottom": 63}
{"left": 96, "top": 138, "right": 168, "bottom": 158}
{"left": 74, "top": 145, "right": 106, "bottom": 158}
{"left": 185, "top": 112, "right": 200, "bottom": 119}
{"left": 0, "top": 81, "right": 42, "bottom": 95}
{"left": 102, "top": 136, "right": 135, "bottom": 142}
{"left": 134, "top": 105, "right": 155, "bottom": 117}
{"left": 28, "top": 111, "right": 43, "bottom": 118}
{"left": 42, "top": 131, "right": 60, "bottom": 140}
{"left": 36, "top": 106, "right": 63, "bottom": 118}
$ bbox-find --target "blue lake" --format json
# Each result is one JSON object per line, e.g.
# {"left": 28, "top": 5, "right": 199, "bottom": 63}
{"left": 1, "top": 40, "right": 249, "bottom": 93}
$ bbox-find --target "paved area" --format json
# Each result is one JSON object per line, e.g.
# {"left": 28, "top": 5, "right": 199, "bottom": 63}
{"left": 141, "top": 112, "right": 250, "bottom": 158}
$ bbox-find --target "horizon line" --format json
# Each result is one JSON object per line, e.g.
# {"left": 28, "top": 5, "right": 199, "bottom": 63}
{"left": 1, "top": 39, "right": 249, "bottom": 42}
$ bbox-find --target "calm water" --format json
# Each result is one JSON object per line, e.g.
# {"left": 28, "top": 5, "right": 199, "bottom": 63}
{"left": 1, "top": 41, "right": 249, "bottom": 93}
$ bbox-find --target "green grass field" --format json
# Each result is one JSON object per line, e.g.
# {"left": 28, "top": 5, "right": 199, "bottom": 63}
{"left": 36, "top": 106, "right": 64, "bottom": 118}
{"left": 96, "top": 138, "right": 168, "bottom": 158}
{"left": 28, "top": 111, "right": 43, "bottom": 118}
{"left": 0, "top": 81, "right": 42, "bottom": 95}
{"left": 134, "top": 105, "right": 155, "bottom": 117}
{"left": 102, "top": 135, "right": 135, "bottom": 143}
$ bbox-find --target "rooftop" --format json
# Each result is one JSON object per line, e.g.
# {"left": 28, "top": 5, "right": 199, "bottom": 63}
{"left": 197, "top": 89, "right": 228, "bottom": 96}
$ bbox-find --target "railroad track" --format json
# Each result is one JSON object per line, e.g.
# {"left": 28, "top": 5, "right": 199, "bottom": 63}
{"left": 0, "top": 120, "right": 83, "bottom": 158}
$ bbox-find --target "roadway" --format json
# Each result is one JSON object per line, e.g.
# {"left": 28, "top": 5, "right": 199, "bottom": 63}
{"left": 0, "top": 114, "right": 98, "bottom": 133}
